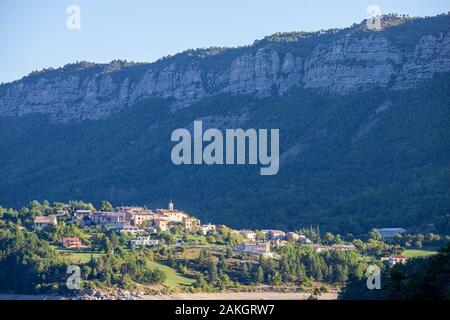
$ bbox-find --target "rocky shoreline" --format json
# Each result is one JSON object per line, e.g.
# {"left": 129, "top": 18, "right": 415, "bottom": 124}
{"left": 0, "top": 288, "right": 338, "bottom": 300}
{"left": 72, "top": 288, "right": 144, "bottom": 300}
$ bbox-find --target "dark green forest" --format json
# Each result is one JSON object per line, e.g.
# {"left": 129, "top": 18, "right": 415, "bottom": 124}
{"left": 0, "top": 73, "right": 449, "bottom": 234}
{"left": 339, "top": 244, "right": 450, "bottom": 300}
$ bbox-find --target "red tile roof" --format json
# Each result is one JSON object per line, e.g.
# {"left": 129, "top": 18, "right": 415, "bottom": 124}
{"left": 63, "top": 237, "right": 80, "bottom": 241}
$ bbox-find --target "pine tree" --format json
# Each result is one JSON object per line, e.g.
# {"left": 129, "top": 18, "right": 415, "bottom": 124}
{"left": 297, "top": 263, "right": 307, "bottom": 282}
{"left": 256, "top": 266, "right": 265, "bottom": 284}
{"left": 208, "top": 259, "right": 219, "bottom": 284}
{"left": 241, "top": 262, "right": 249, "bottom": 280}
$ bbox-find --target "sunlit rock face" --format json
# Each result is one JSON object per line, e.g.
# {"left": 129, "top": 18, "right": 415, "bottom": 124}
{"left": 1, "top": 15, "right": 449, "bottom": 122}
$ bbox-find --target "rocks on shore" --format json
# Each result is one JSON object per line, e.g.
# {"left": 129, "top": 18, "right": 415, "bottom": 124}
{"left": 73, "top": 288, "right": 144, "bottom": 300}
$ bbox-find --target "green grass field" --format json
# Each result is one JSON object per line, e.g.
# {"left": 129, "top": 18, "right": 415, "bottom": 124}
{"left": 402, "top": 248, "right": 438, "bottom": 258}
{"left": 149, "top": 261, "right": 196, "bottom": 287}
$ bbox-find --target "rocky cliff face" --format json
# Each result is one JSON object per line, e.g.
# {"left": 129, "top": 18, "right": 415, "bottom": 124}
{"left": 1, "top": 15, "right": 449, "bottom": 122}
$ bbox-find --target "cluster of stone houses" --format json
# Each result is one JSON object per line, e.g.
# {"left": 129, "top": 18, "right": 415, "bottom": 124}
{"left": 33, "top": 201, "right": 202, "bottom": 248}
{"left": 32, "top": 201, "right": 359, "bottom": 254}
{"left": 77, "top": 201, "right": 201, "bottom": 232}
{"left": 33, "top": 201, "right": 200, "bottom": 232}
{"left": 234, "top": 229, "right": 312, "bottom": 244}
{"left": 233, "top": 229, "right": 359, "bottom": 256}
{"left": 233, "top": 229, "right": 313, "bottom": 257}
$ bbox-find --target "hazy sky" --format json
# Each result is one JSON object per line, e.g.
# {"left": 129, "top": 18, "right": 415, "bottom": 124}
{"left": 1, "top": 0, "right": 449, "bottom": 83}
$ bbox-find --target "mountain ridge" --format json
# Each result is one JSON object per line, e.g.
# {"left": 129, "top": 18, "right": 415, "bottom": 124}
{"left": 1, "top": 14, "right": 449, "bottom": 122}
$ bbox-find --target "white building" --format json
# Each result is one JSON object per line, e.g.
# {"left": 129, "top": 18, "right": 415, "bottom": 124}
{"left": 120, "top": 225, "right": 147, "bottom": 236}
{"left": 201, "top": 223, "right": 216, "bottom": 235}
{"left": 34, "top": 216, "right": 57, "bottom": 229}
{"left": 381, "top": 255, "right": 407, "bottom": 267}
{"left": 182, "top": 216, "right": 200, "bottom": 231}
{"left": 130, "top": 236, "right": 159, "bottom": 248}
{"left": 379, "top": 228, "right": 406, "bottom": 238}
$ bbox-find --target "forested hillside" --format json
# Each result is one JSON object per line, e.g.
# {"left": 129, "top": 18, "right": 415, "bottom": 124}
{"left": 1, "top": 14, "right": 450, "bottom": 234}
{"left": 1, "top": 73, "right": 449, "bottom": 234}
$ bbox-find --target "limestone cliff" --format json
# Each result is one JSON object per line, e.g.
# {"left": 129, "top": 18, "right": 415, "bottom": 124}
{"left": 0, "top": 14, "right": 449, "bottom": 122}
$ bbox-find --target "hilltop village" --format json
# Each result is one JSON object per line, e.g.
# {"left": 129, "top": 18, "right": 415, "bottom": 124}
{"left": 33, "top": 200, "right": 360, "bottom": 257}
{"left": 1, "top": 199, "right": 445, "bottom": 298}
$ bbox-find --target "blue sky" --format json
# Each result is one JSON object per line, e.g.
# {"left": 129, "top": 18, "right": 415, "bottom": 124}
{"left": 0, "top": 0, "right": 449, "bottom": 83}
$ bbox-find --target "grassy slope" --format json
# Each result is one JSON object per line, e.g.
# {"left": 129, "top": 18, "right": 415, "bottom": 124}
{"left": 56, "top": 249, "right": 100, "bottom": 263}
{"left": 149, "top": 261, "right": 196, "bottom": 287}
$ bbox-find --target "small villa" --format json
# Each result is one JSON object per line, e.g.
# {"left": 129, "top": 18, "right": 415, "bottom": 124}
{"left": 235, "top": 242, "right": 272, "bottom": 257}
{"left": 130, "top": 236, "right": 159, "bottom": 248}
{"left": 382, "top": 255, "right": 407, "bottom": 267}
{"left": 63, "top": 237, "right": 82, "bottom": 249}
{"left": 34, "top": 216, "right": 57, "bottom": 229}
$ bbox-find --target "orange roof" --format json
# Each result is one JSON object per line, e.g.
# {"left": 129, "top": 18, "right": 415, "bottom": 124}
{"left": 34, "top": 216, "right": 54, "bottom": 223}
{"left": 157, "top": 209, "right": 183, "bottom": 214}
{"left": 63, "top": 237, "right": 80, "bottom": 241}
